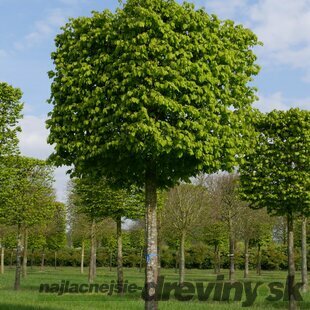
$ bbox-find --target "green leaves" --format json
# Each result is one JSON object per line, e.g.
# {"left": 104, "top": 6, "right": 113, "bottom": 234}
{"left": 239, "top": 109, "right": 310, "bottom": 217}
{"left": 0, "top": 156, "right": 56, "bottom": 227}
{"left": 0, "top": 82, "right": 23, "bottom": 156}
{"left": 47, "top": 0, "right": 260, "bottom": 188}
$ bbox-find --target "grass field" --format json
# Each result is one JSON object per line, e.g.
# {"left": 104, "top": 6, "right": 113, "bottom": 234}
{"left": 0, "top": 267, "right": 309, "bottom": 309}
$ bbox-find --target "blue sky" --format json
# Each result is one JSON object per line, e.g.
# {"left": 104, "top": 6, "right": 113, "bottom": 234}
{"left": 1, "top": 0, "right": 309, "bottom": 201}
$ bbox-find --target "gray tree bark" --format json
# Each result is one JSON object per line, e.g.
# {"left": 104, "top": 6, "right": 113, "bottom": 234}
{"left": 301, "top": 217, "right": 308, "bottom": 292}
{"left": 22, "top": 227, "right": 28, "bottom": 278}
{"left": 88, "top": 219, "right": 96, "bottom": 283}
{"left": 1, "top": 245, "right": 4, "bottom": 274}
{"left": 228, "top": 213, "right": 235, "bottom": 281}
{"left": 80, "top": 240, "right": 84, "bottom": 274}
{"left": 287, "top": 213, "right": 296, "bottom": 310}
{"left": 14, "top": 223, "right": 22, "bottom": 290}
{"left": 116, "top": 216, "right": 124, "bottom": 295}
{"left": 144, "top": 167, "right": 158, "bottom": 310}
{"left": 244, "top": 238, "right": 249, "bottom": 278}
{"left": 179, "top": 230, "right": 186, "bottom": 286}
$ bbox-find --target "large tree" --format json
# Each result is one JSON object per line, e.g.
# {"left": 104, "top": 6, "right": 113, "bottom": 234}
{"left": 239, "top": 108, "right": 310, "bottom": 310}
{"left": 46, "top": 0, "right": 260, "bottom": 308}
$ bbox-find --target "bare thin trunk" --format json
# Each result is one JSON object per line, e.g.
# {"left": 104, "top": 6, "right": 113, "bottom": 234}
{"left": 301, "top": 217, "right": 308, "bottom": 292}
{"left": 228, "top": 213, "right": 235, "bottom": 281}
{"left": 88, "top": 219, "right": 96, "bottom": 283}
{"left": 30, "top": 249, "right": 34, "bottom": 269}
{"left": 1, "top": 246, "right": 4, "bottom": 274}
{"left": 40, "top": 252, "right": 45, "bottom": 271}
{"left": 139, "top": 248, "right": 143, "bottom": 272}
{"left": 256, "top": 244, "right": 261, "bottom": 275}
{"left": 80, "top": 241, "right": 84, "bottom": 274}
{"left": 116, "top": 216, "right": 124, "bottom": 295}
{"left": 179, "top": 231, "right": 185, "bottom": 286}
{"left": 14, "top": 223, "right": 22, "bottom": 290}
{"left": 287, "top": 213, "right": 296, "bottom": 310}
{"left": 214, "top": 244, "right": 220, "bottom": 274}
{"left": 10, "top": 250, "right": 13, "bottom": 268}
{"left": 54, "top": 251, "right": 57, "bottom": 269}
{"left": 144, "top": 167, "right": 158, "bottom": 310}
{"left": 244, "top": 238, "right": 249, "bottom": 278}
{"left": 109, "top": 251, "right": 112, "bottom": 271}
{"left": 22, "top": 228, "right": 28, "bottom": 278}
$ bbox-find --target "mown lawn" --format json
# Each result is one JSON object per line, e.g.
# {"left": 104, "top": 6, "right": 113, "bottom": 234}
{"left": 0, "top": 266, "right": 309, "bottom": 309}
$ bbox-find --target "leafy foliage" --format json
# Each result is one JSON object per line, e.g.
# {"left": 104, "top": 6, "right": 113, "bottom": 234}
{"left": 47, "top": 0, "right": 261, "bottom": 187}
{"left": 0, "top": 82, "right": 23, "bottom": 156}
{"left": 239, "top": 108, "right": 310, "bottom": 216}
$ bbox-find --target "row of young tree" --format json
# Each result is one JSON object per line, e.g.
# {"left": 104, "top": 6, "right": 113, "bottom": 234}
{"left": 0, "top": 82, "right": 66, "bottom": 289}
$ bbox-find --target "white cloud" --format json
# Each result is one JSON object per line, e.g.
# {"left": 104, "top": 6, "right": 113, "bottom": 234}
{"left": 18, "top": 115, "right": 70, "bottom": 202}
{"left": 15, "top": 8, "right": 68, "bottom": 50}
{"left": 204, "top": 0, "right": 310, "bottom": 83}
{"left": 255, "top": 92, "right": 310, "bottom": 112}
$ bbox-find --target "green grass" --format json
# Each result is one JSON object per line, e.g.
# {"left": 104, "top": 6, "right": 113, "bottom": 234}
{"left": 0, "top": 267, "right": 310, "bottom": 309}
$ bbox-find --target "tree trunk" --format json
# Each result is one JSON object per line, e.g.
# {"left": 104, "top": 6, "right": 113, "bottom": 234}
{"left": 40, "top": 252, "right": 45, "bottom": 271}
{"left": 22, "top": 227, "right": 28, "bottom": 278}
{"left": 214, "top": 244, "right": 220, "bottom": 274}
{"left": 116, "top": 216, "right": 124, "bottom": 295}
{"left": 301, "top": 217, "right": 308, "bottom": 292}
{"left": 139, "top": 248, "right": 143, "bottom": 272}
{"left": 30, "top": 249, "right": 34, "bottom": 270}
{"left": 10, "top": 250, "right": 13, "bottom": 269}
{"left": 256, "top": 244, "right": 261, "bottom": 275}
{"left": 109, "top": 251, "right": 112, "bottom": 272}
{"left": 287, "top": 213, "right": 296, "bottom": 310}
{"left": 1, "top": 245, "right": 4, "bottom": 274}
{"left": 244, "top": 238, "right": 249, "bottom": 278}
{"left": 88, "top": 219, "right": 96, "bottom": 283}
{"left": 179, "top": 231, "right": 186, "bottom": 286}
{"left": 54, "top": 251, "right": 57, "bottom": 269}
{"left": 228, "top": 213, "right": 235, "bottom": 281}
{"left": 14, "top": 223, "right": 22, "bottom": 290}
{"left": 144, "top": 167, "right": 158, "bottom": 310}
{"left": 81, "top": 241, "right": 84, "bottom": 274}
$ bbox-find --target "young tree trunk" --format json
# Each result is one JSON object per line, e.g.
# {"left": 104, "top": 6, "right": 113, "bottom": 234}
{"left": 287, "top": 213, "right": 296, "bottom": 310}
{"left": 10, "top": 250, "right": 13, "bottom": 269}
{"left": 88, "top": 219, "right": 96, "bottom": 283}
{"left": 244, "top": 238, "right": 249, "bottom": 278}
{"left": 80, "top": 241, "right": 84, "bottom": 274}
{"left": 54, "top": 251, "right": 57, "bottom": 269}
{"left": 116, "top": 216, "right": 124, "bottom": 295}
{"left": 1, "top": 245, "right": 4, "bottom": 274}
{"left": 22, "top": 227, "right": 28, "bottom": 278}
{"left": 14, "top": 223, "right": 22, "bottom": 290}
{"left": 139, "top": 248, "right": 143, "bottom": 272}
{"left": 40, "top": 252, "right": 45, "bottom": 271}
{"left": 174, "top": 250, "right": 178, "bottom": 273}
{"left": 30, "top": 249, "right": 34, "bottom": 270}
{"left": 228, "top": 213, "right": 235, "bottom": 281}
{"left": 214, "top": 244, "right": 221, "bottom": 274}
{"left": 109, "top": 251, "right": 112, "bottom": 272}
{"left": 256, "top": 244, "right": 261, "bottom": 275}
{"left": 144, "top": 167, "right": 158, "bottom": 310}
{"left": 301, "top": 217, "right": 308, "bottom": 292}
{"left": 179, "top": 230, "right": 186, "bottom": 286}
